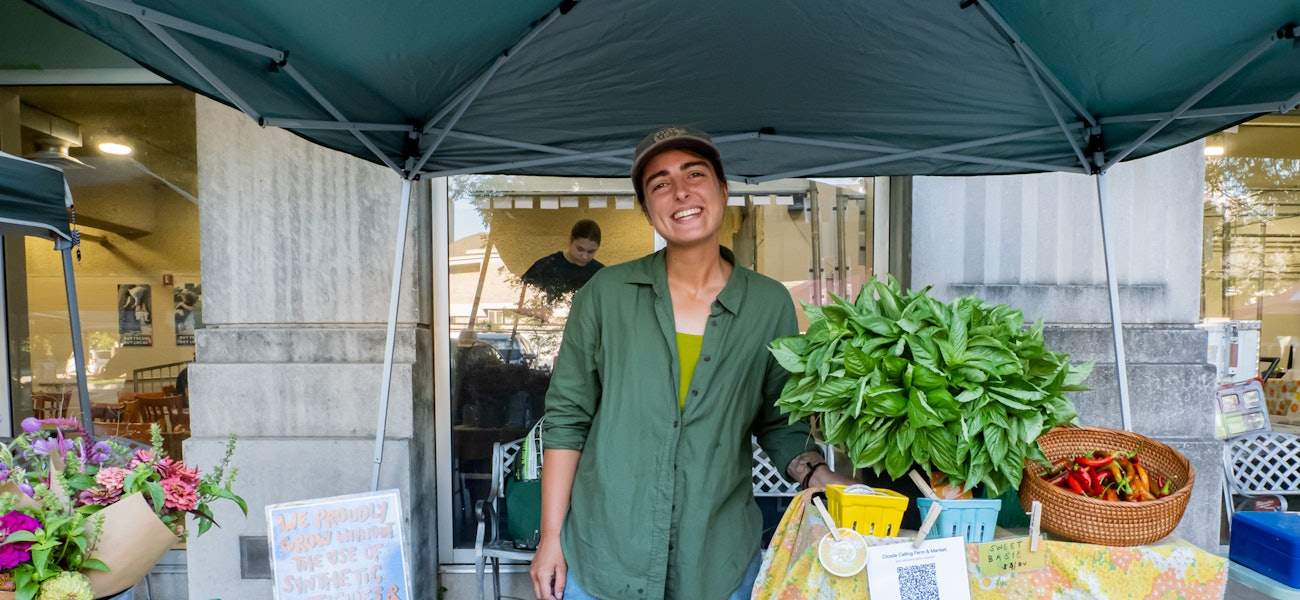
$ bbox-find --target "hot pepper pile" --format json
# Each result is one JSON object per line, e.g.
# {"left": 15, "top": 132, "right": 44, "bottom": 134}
{"left": 1038, "top": 451, "right": 1173, "bottom": 502}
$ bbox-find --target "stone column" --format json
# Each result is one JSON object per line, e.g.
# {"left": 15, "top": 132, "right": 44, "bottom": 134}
{"left": 911, "top": 143, "right": 1221, "bottom": 550}
{"left": 186, "top": 98, "right": 436, "bottom": 599}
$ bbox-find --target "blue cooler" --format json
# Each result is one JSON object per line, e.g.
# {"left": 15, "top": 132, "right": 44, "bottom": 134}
{"left": 1231, "top": 512, "right": 1300, "bottom": 589}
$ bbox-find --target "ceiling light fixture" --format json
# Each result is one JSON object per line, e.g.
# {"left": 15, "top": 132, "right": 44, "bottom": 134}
{"left": 1204, "top": 145, "right": 1225, "bottom": 156}
{"left": 98, "top": 142, "right": 133, "bottom": 155}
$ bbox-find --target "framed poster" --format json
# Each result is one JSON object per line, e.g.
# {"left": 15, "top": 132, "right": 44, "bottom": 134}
{"left": 174, "top": 282, "right": 203, "bottom": 346}
{"left": 117, "top": 283, "right": 153, "bottom": 347}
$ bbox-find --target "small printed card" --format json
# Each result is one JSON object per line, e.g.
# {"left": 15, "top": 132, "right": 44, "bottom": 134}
{"left": 976, "top": 535, "right": 1046, "bottom": 576}
{"left": 865, "top": 536, "right": 972, "bottom": 600}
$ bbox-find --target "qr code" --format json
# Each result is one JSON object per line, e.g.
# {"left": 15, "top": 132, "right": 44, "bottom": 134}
{"left": 897, "top": 562, "right": 940, "bottom": 599}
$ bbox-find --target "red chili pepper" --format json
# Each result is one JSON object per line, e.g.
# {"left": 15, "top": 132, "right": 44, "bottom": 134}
{"left": 1077, "top": 466, "right": 1095, "bottom": 494}
{"left": 1129, "top": 454, "right": 1141, "bottom": 465}
{"left": 1066, "top": 471, "right": 1085, "bottom": 495}
{"left": 1045, "top": 470, "right": 1070, "bottom": 486}
{"left": 1074, "top": 455, "right": 1115, "bottom": 468}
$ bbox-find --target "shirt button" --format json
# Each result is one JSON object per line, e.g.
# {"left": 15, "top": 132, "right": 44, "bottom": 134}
{"left": 702, "top": 355, "right": 711, "bottom": 362}
{"left": 673, "top": 420, "right": 679, "bottom": 428}
{"left": 691, "top": 390, "right": 699, "bottom": 397}
{"left": 711, "top": 320, "right": 718, "bottom": 327}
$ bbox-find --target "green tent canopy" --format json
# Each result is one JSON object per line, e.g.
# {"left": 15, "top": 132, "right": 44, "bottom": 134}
{"left": 0, "top": 151, "right": 73, "bottom": 242}
{"left": 0, "top": 151, "right": 92, "bottom": 429}
{"left": 26, "top": 0, "right": 1300, "bottom": 487}
{"left": 23, "top": 0, "right": 1300, "bottom": 180}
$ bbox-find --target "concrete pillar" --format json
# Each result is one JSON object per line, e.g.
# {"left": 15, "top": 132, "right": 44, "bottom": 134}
{"left": 185, "top": 98, "right": 435, "bottom": 599}
{"left": 911, "top": 142, "right": 1220, "bottom": 550}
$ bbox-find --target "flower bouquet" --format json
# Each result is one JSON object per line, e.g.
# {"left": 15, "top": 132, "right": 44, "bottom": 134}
{"left": 0, "top": 417, "right": 246, "bottom": 600}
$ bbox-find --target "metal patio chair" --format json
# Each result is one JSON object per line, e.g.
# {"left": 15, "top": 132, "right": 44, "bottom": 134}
{"left": 1222, "top": 431, "right": 1300, "bottom": 532}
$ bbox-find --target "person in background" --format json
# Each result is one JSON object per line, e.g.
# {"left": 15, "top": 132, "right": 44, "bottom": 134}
{"left": 521, "top": 219, "right": 605, "bottom": 304}
{"left": 174, "top": 363, "right": 189, "bottom": 408}
{"left": 531, "top": 126, "right": 852, "bottom": 600}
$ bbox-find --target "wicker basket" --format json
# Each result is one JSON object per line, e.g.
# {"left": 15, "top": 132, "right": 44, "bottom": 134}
{"left": 1019, "top": 426, "right": 1195, "bottom": 546}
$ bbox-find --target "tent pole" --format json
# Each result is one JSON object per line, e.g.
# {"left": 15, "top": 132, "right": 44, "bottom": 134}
{"left": 371, "top": 178, "right": 414, "bottom": 492}
{"left": 1095, "top": 173, "right": 1132, "bottom": 430}
{"left": 57, "top": 240, "right": 92, "bottom": 432}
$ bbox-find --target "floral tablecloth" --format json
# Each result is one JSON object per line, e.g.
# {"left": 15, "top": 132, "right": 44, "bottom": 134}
{"left": 753, "top": 491, "right": 1227, "bottom": 600}
{"left": 1264, "top": 379, "right": 1300, "bottom": 419}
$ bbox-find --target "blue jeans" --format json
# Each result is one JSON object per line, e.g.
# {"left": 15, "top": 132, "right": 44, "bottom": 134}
{"left": 562, "top": 550, "right": 762, "bottom": 600}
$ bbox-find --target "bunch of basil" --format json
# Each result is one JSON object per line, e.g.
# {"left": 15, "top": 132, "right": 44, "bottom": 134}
{"left": 769, "top": 276, "right": 1092, "bottom": 497}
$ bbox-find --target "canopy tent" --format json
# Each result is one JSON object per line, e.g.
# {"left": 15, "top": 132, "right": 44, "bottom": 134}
{"left": 0, "top": 151, "right": 91, "bottom": 429}
{"left": 25, "top": 0, "right": 1300, "bottom": 488}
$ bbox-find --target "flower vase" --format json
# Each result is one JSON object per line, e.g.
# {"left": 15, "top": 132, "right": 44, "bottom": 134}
{"left": 82, "top": 492, "right": 181, "bottom": 598}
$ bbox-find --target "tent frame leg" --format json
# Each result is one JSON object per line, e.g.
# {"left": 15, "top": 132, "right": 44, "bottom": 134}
{"left": 1095, "top": 174, "right": 1132, "bottom": 430}
{"left": 371, "top": 179, "right": 414, "bottom": 491}
{"left": 57, "top": 240, "right": 92, "bottom": 432}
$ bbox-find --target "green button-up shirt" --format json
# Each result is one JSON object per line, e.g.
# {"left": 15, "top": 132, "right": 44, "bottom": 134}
{"left": 544, "top": 248, "right": 813, "bottom": 600}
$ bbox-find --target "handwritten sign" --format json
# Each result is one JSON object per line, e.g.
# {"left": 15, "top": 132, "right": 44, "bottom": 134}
{"left": 267, "top": 489, "right": 411, "bottom": 600}
{"left": 976, "top": 535, "right": 1045, "bottom": 576}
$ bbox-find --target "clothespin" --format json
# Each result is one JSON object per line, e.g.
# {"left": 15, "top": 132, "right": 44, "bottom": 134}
{"left": 909, "top": 470, "right": 941, "bottom": 500}
{"left": 1028, "top": 501, "right": 1042, "bottom": 552}
{"left": 812, "top": 496, "right": 843, "bottom": 541}
{"left": 913, "top": 502, "right": 943, "bottom": 548}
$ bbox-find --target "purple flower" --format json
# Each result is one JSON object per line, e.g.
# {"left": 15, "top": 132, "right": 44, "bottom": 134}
{"left": 20, "top": 418, "right": 39, "bottom": 434}
{"left": 17, "top": 483, "right": 33, "bottom": 497}
{"left": 87, "top": 442, "right": 112, "bottom": 465}
{"left": 31, "top": 435, "right": 74, "bottom": 457}
{"left": 0, "top": 510, "right": 39, "bottom": 568}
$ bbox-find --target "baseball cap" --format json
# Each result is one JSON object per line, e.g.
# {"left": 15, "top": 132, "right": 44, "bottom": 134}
{"left": 631, "top": 126, "right": 725, "bottom": 205}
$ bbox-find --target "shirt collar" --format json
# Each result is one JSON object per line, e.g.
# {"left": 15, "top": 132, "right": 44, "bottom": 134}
{"left": 627, "top": 246, "right": 746, "bottom": 315}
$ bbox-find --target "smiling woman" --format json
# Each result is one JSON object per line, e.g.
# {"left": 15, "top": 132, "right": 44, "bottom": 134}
{"left": 530, "top": 126, "right": 857, "bottom": 600}
{"left": 445, "top": 169, "right": 879, "bottom": 572}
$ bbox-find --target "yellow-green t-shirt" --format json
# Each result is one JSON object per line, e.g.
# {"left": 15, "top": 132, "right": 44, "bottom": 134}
{"left": 676, "top": 332, "right": 703, "bottom": 410}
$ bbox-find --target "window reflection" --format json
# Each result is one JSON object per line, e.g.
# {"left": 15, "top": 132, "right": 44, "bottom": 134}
{"left": 3, "top": 85, "right": 198, "bottom": 445}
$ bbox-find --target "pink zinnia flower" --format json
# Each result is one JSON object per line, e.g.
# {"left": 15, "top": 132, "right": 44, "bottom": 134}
{"left": 95, "top": 467, "right": 129, "bottom": 492}
{"left": 77, "top": 486, "right": 123, "bottom": 507}
{"left": 160, "top": 477, "right": 198, "bottom": 512}
{"left": 129, "top": 449, "right": 157, "bottom": 468}
{"left": 157, "top": 458, "right": 200, "bottom": 486}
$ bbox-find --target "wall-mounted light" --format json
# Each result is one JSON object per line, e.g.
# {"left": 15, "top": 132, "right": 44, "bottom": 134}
{"left": 98, "top": 141, "right": 133, "bottom": 155}
{"left": 1204, "top": 144, "right": 1225, "bottom": 157}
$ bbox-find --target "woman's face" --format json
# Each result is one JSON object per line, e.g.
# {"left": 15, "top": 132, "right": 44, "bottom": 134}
{"left": 565, "top": 237, "right": 600, "bottom": 267}
{"left": 639, "top": 148, "right": 728, "bottom": 248}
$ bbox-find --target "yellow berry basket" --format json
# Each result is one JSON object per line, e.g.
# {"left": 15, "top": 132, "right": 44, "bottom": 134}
{"left": 825, "top": 483, "right": 909, "bottom": 537}
{"left": 1019, "top": 426, "right": 1195, "bottom": 546}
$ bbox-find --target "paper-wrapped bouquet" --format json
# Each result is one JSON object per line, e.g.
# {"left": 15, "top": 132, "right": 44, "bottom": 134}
{"left": 0, "top": 417, "right": 246, "bottom": 600}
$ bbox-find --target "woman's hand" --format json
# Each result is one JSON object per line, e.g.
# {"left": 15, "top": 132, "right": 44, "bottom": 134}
{"left": 530, "top": 536, "right": 567, "bottom": 600}
{"left": 806, "top": 464, "right": 858, "bottom": 490}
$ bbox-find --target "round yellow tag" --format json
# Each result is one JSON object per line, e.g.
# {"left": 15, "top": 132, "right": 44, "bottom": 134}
{"left": 817, "top": 528, "right": 869, "bottom": 577}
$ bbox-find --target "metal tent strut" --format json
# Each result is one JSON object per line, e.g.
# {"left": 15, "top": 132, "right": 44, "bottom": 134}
{"left": 1104, "top": 24, "right": 1300, "bottom": 171}
{"left": 86, "top": 0, "right": 402, "bottom": 174}
{"left": 58, "top": 238, "right": 93, "bottom": 432}
{"left": 372, "top": 178, "right": 414, "bottom": 492}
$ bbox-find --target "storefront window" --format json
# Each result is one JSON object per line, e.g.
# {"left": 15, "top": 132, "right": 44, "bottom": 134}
{"left": 444, "top": 175, "right": 877, "bottom": 554}
{"left": 2, "top": 86, "right": 199, "bottom": 452}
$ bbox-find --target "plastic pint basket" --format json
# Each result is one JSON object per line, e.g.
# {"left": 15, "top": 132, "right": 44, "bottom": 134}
{"left": 825, "top": 484, "right": 908, "bottom": 537}
{"left": 915, "top": 498, "right": 1001, "bottom": 543}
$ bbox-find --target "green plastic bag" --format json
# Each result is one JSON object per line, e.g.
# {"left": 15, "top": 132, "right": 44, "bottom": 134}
{"left": 505, "top": 417, "right": 544, "bottom": 549}
{"left": 505, "top": 471, "right": 542, "bottom": 549}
